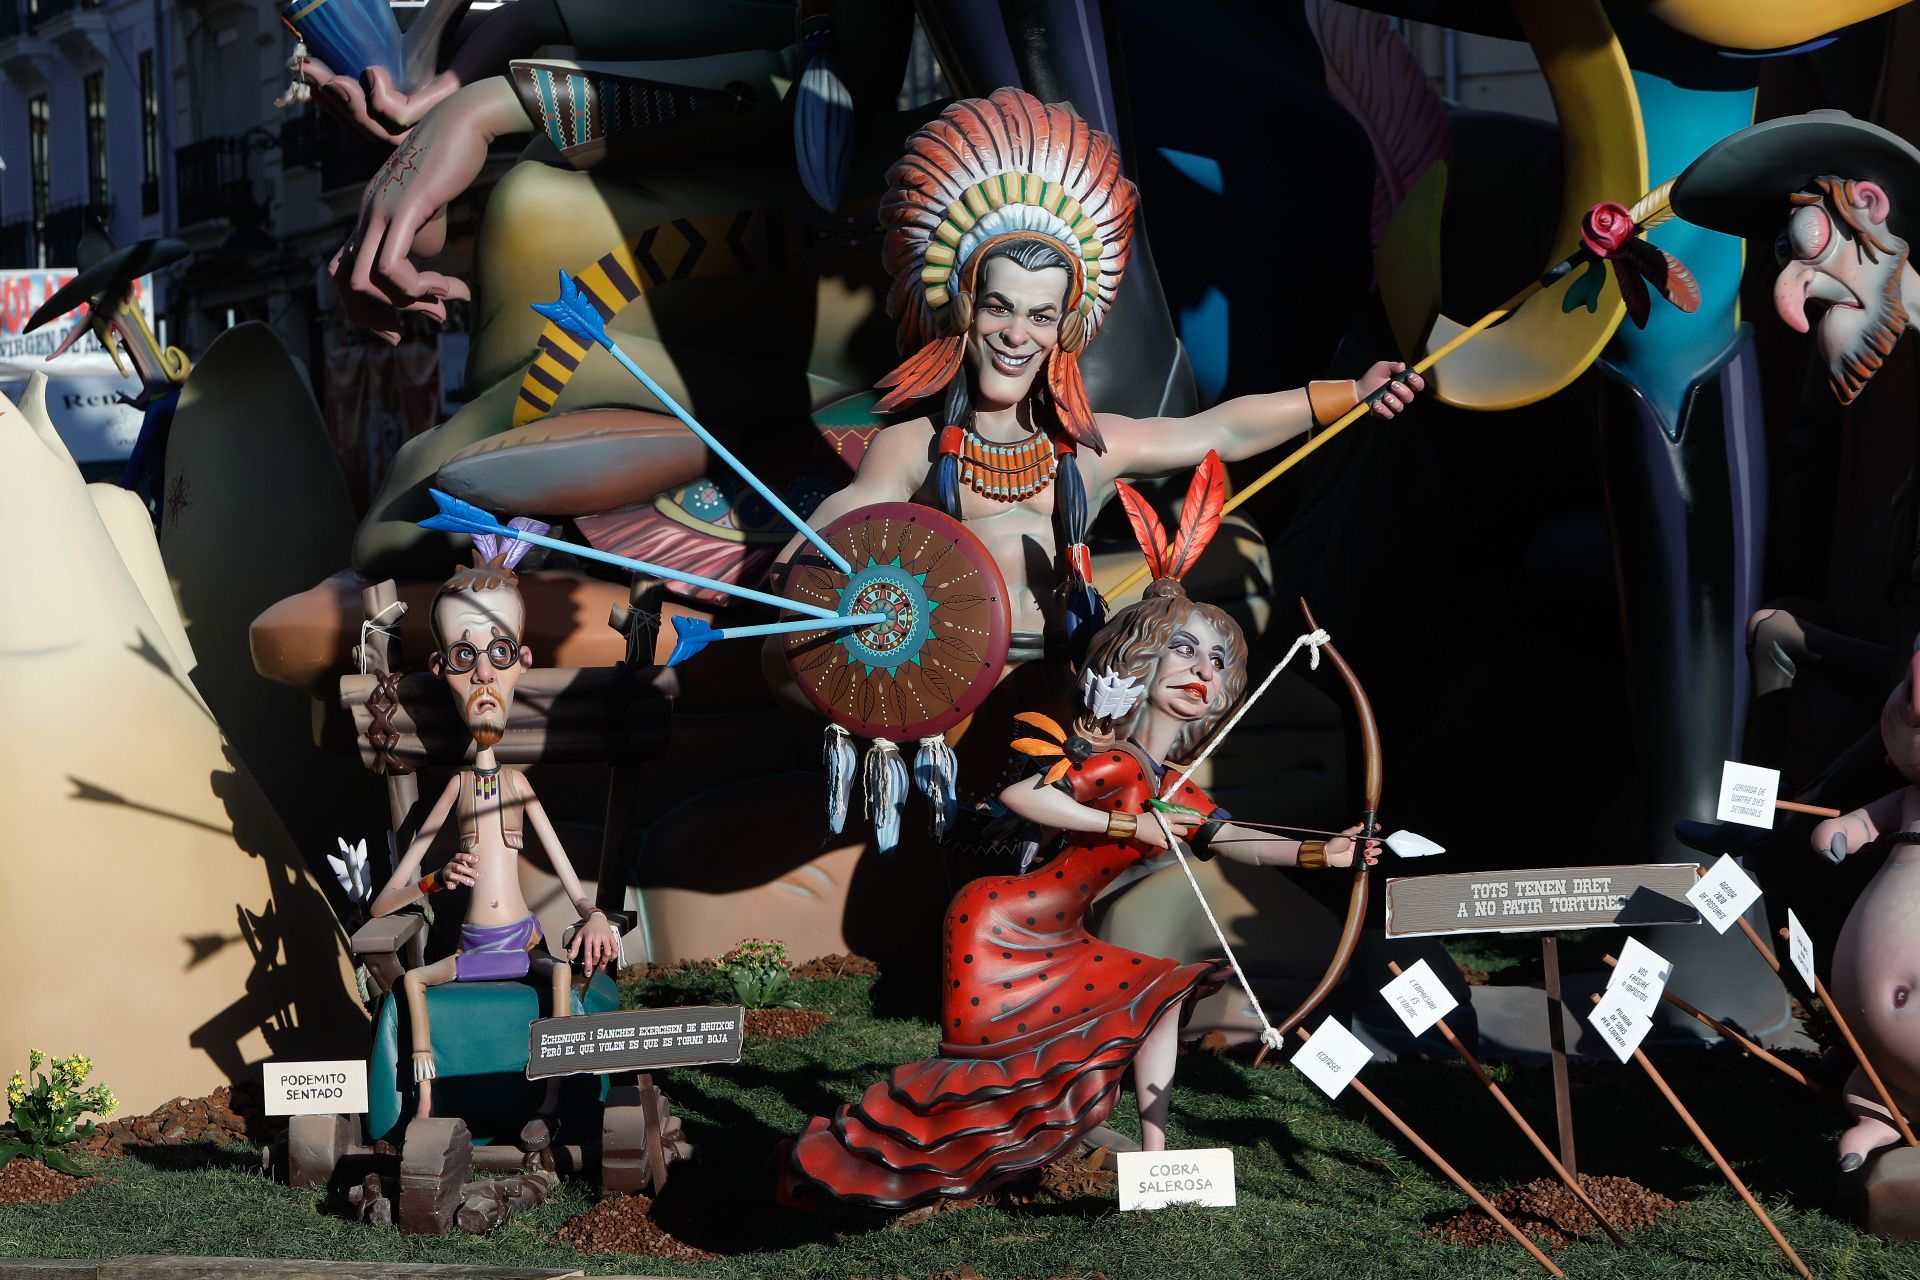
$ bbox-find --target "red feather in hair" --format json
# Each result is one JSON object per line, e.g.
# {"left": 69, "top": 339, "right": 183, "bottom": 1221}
{"left": 1112, "top": 480, "right": 1170, "bottom": 580}
{"left": 1161, "top": 451, "right": 1227, "bottom": 581}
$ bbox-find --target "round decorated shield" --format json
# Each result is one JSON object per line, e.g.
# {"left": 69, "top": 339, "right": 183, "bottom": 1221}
{"left": 784, "top": 503, "right": 1011, "bottom": 742}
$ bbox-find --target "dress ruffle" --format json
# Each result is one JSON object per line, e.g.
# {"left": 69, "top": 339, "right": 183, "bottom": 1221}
{"left": 789, "top": 958, "right": 1225, "bottom": 1208}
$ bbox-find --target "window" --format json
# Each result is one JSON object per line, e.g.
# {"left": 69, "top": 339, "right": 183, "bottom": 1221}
{"left": 84, "top": 72, "right": 107, "bottom": 209}
{"left": 140, "top": 51, "right": 160, "bottom": 215}
{"left": 28, "top": 94, "right": 48, "bottom": 267}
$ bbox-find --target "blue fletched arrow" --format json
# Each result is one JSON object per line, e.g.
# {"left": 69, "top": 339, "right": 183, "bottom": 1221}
{"left": 529, "top": 270, "right": 609, "bottom": 349}
{"left": 530, "top": 272, "right": 853, "bottom": 576}
{"left": 666, "top": 610, "right": 889, "bottom": 667}
{"left": 421, "top": 488, "right": 845, "bottom": 621}
{"left": 666, "top": 616, "right": 716, "bottom": 667}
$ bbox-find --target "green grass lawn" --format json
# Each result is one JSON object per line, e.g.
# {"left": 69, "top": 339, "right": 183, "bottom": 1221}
{"left": 3, "top": 968, "right": 1917, "bottom": 1279}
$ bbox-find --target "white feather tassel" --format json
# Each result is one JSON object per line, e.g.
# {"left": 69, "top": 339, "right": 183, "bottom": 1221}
{"left": 823, "top": 725, "right": 856, "bottom": 834}
{"left": 913, "top": 735, "right": 958, "bottom": 840}
{"left": 864, "top": 739, "right": 908, "bottom": 854}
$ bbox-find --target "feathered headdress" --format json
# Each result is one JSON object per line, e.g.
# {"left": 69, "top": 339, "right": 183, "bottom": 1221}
{"left": 873, "top": 87, "right": 1138, "bottom": 448}
{"left": 1111, "top": 450, "right": 1227, "bottom": 583}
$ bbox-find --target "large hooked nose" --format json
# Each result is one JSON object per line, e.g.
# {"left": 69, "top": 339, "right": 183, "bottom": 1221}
{"left": 1774, "top": 261, "right": 1816, "bottom": 334}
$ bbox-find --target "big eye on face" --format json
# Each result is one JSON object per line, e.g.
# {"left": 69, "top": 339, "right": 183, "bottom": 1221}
{"left": 1779, "top": 204, "right": 1834, "bottom": 267}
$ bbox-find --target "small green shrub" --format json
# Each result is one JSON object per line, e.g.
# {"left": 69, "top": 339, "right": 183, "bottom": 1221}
{"left": 717, "top": 938, "right": 801, "bottom": 1010}
{"left": 3, "top": 1050, "right": 116, "bottom": 1174}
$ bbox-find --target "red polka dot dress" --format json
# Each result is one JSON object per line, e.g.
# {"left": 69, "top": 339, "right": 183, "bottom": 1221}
{"left": 786, "top": 743, "right": 1229, "bottom": 1208}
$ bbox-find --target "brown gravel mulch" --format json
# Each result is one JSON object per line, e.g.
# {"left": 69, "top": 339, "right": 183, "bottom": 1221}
{"left": 555, "top": 1192, "right": 722, "bottom": 1260}
{"left": 890, "top": 1149, "right": 1118, "bottom": 1226}
{"left": 790, "top": 953, "right": 881, "bottom": 980}
{"left": 1426, "top": 1174, "right": 1682, "bottom": 1249}
{"left": 619, "top": 953, "right": 882, "bottom": 984}
{"left": 0, "top": 1157, "right": 97, "bottom": 1206}
{"left": 81, "top": 1085, "right": 265, "bottom": 1157}
{"left": 745, "top": 1008, "right": 833, "bottom": 1041}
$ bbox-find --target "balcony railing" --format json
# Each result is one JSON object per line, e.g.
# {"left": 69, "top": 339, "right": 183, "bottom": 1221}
{"left": 175, "top": 136, "right": 256, "bottom": 228}
{"left": 33, "top": 0, "right": 106, "bottom": 19}
{"left": 42, "top": 200, "right": 102, "bottom": 266}
{"left": 0, "top": 219, "right": 32, "bottom": 268}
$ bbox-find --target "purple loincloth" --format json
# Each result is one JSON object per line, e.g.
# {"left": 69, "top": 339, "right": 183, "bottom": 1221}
{"left": 455, "top": 915, "right": 543, "bottom": 981}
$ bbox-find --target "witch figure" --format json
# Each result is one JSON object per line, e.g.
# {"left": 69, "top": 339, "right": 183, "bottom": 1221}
{"left": 781, "top": 452, "right": 1373, "bottom": 1208}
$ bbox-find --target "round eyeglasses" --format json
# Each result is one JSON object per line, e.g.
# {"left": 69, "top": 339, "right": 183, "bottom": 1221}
{"left": 441, "top": 635, "right": 520, "bottom": 674}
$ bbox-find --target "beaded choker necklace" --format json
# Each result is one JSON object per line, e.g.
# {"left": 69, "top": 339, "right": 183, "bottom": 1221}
{"left": 957, "top": 427, "right": 1060, "bottom": 501}
{"left": 473, "top": 763, "right": 500, "bottom": 801}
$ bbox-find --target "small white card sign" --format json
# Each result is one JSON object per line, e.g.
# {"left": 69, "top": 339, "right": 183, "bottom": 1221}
{"left": 1685, "top": 854, "right": 1764, "bottom": 934}
{"left": 1588, "top": 987, "right": 1654, "bottom": 1064}
{"left": 1787, "top": 909, "right": 1817, "bottom": 991}
{"left": 1607, "top": 937, "right": 1673, "bottom": 1016}
{"left": 1716, "top": 760, "right": 1781, "bottom": 829}
{"left": 1379, "top": 960, "right": 1460, "bottom": 1037}
{"left": 263, "top": 1060, "right": 368, "bottom": 1115}
{"left": 1290, "top": 1017, "right": 1374, "bottom": 1099}
{"left": 1116, "top": 1148, "right": 1237, "bottom": 1211}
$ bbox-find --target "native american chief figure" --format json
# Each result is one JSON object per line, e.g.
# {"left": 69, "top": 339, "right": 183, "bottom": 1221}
{"left": 776, "top": 87, "right": 1422, "bottom": 664}
{"left": 1673, "top": 110, "right": 1920, "bottom": 406}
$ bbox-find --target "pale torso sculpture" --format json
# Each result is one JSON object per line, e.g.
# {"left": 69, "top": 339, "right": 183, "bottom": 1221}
{"left": 368, "top": 539, "right": 618, "bottom": 1138}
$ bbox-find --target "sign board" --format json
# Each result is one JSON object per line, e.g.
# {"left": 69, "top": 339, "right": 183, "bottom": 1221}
{"left": 1607, "top": 937, "right": 1673, "bottom": 1016}
{"left": 1379, "top": 959, "right": 1459, "bottom": 1037}
{"left": 1685, "top": 854, "right": 1763, "bottom": 935}
{"left": 1588, "top": 987, "right": 1653, "bottom": 1064}
{"left": 263, "top": 1059, "right": 368, "bottom": 1115}
{"left": 1117, "top": 1148, "right": 1237, "bottom": 1210}
{"left": 0, "top": 267, "right": 156, "bottom": 464}
{"left": 1384, "top": 864, "right": 1700, "bottom": 938}
{"left": 1716, "top": 760, "right": 1781, "bottom": 829}
{"left": 1289, "top": 1017, "right": 1374, "bottom": 1099}
{"left": 1787, "top": 909, "right": 1817, "bottom": 991}
{"left": 526, "top": 1005, "right": 744, "bottom": 1079}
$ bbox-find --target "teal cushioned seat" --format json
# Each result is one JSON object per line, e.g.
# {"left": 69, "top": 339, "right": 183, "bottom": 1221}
{"left": 367, "top": 973, "right": 619, "bottom": 1145}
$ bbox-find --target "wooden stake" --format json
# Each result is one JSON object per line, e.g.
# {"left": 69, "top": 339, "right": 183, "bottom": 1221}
{"left": 1775, "top": 927, "right": 1919, "bottom": 1149}
{"left": 1291, "top": 1026, "right": 1566, "bottom": 1278}
{"left": 1775, "top": 800, "right": 1842, "bottom": 818}
{"left": 1588, "top": 996, "right": 1812, "bottom": 1280}
{"left": 1388, "top": 962, "right": 1626, "bottom": 1248}
{"left": 1600, "top": 954, "right": 1827, "bottom": 1097}
{"left": 1541, "top": 935, "right": 1579, "bottom": 1177}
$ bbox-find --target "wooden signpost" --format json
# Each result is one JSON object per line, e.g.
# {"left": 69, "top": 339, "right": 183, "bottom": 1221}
{"left": 1384, "top": 863, "right": 1699, "bottom": 1177}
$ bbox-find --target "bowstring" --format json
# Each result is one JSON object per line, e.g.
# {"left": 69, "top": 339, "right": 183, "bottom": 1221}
{"left": 1149, "top": 628, "right": 1331, "bottom": 1052}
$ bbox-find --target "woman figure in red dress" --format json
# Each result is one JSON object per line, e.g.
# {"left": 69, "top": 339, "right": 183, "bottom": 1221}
{"left": 784, "top": 454, "right": 1371, "bottom": 1209}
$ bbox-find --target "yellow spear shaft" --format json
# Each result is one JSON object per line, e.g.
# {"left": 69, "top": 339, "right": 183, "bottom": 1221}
{"left": 1102, "top": 179, "right": 1683, "bottom": 603}
{"left": 1103, "top": 277, "right": 1543, "bottom": 603}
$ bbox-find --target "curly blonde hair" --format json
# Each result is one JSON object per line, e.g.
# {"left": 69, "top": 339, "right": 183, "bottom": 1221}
{"left": 1076, "top": 580, "right": 1248, "bottom": 761}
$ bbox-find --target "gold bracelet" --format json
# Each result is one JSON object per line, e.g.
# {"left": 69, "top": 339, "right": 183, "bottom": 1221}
{"left": 1106, "top": 810, "right": 1139, "bottom": 840}
{"left": 1297, "top": 840, "right": 1328, "bottom": 869}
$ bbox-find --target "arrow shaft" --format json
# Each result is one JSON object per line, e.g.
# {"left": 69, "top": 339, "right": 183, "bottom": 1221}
{"left": 600, "top": 341, "right": 853, "bottom": 575}
{"left": 486, "top": 523, "right": 843, "bottom": 620}
{"left": 1102, "top": 277, "right": 1545, "bottom": 603}
{"left": 711, "top": 613, "right": 888, "bottom": 641}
